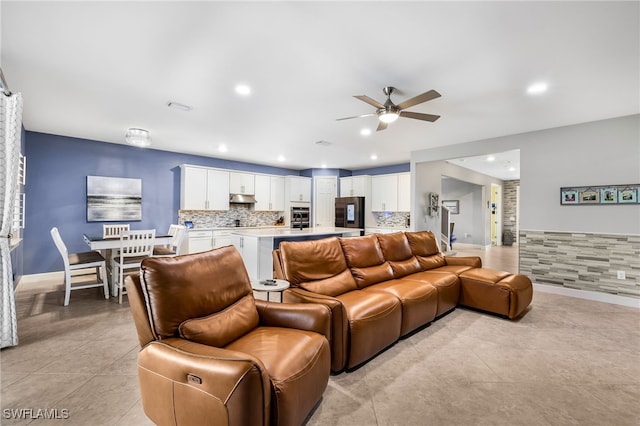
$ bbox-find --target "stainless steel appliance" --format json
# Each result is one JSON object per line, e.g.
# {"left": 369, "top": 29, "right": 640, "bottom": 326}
{"left": 335, "top": 197, "right": 365, "bottom": 230}
{"left": 291, "top": 206, "right": 310, "bottom": 229}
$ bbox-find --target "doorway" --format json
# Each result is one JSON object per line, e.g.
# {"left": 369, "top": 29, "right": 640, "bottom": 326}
{"left": 491, "top": 183, "right": 502, "bottom": 246}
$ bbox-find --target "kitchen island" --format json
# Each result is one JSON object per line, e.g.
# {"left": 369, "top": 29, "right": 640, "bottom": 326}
{"left": 230, "top": 227, "right": 362, "bottom": 281}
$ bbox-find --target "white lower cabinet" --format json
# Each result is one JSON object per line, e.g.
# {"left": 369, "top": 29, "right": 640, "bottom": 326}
{"left": 231, "top": 235, "right": 259, "bottom": 281}
{"left": 187, "top": 230, "right": 232, "bottom": 254}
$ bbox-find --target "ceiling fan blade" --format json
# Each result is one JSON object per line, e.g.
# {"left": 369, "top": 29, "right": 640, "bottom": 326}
{"left": 399, "top": 111, "right": 440, "bottom": 122}
{"left": 336, "top": 113, "right": 376, "bottom": 121}
{"left": 354, "top": 95, "right": 385, "bottom": 109}
{"left": 376, "top": 121, "right": 388, "bottom": 131}
{"left": 396, "top": 89, "right": 441, "bottom": 110}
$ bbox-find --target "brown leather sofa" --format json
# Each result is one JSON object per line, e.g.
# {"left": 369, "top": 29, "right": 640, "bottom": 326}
{"left": 273, "top": 231, "right": 532, "bottom": 372}
{"left": 126, "top": 246, "right": 331, "bottom": 426}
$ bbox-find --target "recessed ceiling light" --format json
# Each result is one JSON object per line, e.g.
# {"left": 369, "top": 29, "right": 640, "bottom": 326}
{"left": 277, "top": 155, "right": 286, "bottom": 162}
{"left": 360, "top": 128, "right": 371, "bottom": 136}
{"left": 509, "top": 167, "right": 516, "bottom": 172}
{"left": 218, "top": 144, "right": 228, "bottom": 153}
{"left": 487, "top": 156, "right": 496, "bottom": 162}
{"left": 526, "top": 82, "right": 548, "bottom": 95}
{"left": 321, "top": 163, "right": 327, "bottom": 168}
{"left": 167, "top": 101, "right": 192, "bottom": 111}
{"left": 235, "top": 84, "right": 251, "bottom": 95}
{"left": 370, "top": 154, "right": 378, "bottom": 160}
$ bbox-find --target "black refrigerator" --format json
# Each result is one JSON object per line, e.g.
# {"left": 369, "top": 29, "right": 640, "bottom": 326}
{"left": 335, "top": 197, "right": 365, "bottom": 230}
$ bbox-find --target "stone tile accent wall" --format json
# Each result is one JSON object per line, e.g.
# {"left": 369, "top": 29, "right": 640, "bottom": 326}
{"left": 375, "top": 211, "right": 411, "bottom": 228}
{"left": 520, "top": 230, "right": 640, "bottom": 298}
{"left": 503, "top": 180, "right": 519, "bottom": 243}
{"left": 179, "top": 206, "right": 283, "bottom": 228}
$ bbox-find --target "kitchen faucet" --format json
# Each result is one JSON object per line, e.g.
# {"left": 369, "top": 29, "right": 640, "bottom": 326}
{"left": 293, "top": 212, "right": 304, "bottom": 230}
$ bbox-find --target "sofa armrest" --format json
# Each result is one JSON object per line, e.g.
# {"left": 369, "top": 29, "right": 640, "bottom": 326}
{"left": 445, "top": 256, "right": 482, "bottom": 268}
{"left": 282, "top": 288, "right": 349, "bottom": 373}
{"left": 255, "top": 299, "right": 331, "bottom": 341}
{"left": 138, "top": 338, "right": 270, "bottom": 426}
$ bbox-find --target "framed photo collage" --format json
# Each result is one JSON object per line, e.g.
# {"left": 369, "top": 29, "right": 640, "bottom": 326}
{"left": 560, "top": 184, "right": 639, "bottom": 206}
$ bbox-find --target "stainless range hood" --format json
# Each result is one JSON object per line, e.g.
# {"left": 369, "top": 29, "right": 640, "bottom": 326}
{"left": 229, "top": 194, "right": 257, "bottom": 204}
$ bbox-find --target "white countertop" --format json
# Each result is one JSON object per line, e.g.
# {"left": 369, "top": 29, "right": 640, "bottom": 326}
{"left": 230, "top": 227, "right": 362, "bottom": 238}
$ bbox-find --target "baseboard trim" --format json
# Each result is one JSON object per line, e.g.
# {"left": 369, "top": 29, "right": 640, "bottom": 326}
{"left": 534, "top": 283, "right": 640, "bottom": 309}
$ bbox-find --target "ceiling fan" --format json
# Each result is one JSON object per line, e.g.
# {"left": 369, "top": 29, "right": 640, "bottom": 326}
{"left": 337, "top": 86, "right": 441, "bottom": 131}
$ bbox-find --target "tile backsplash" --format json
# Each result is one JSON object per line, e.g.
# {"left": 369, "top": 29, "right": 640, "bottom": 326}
{"left": 179, "top": 206, "right": 283, "bottom": 228}
{"left": 373, "top": 211, "right": 411, "bottom": 228}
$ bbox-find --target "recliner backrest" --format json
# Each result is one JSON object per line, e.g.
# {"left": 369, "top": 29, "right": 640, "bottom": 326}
{"left": 139, "top": 246, "right": 258, "bottom": 345}
{"left": 405, "top": 231, "right": 447, "bottom": 270}
{"left": 376, "top": 232, "right": 421, "bottom": 278}
{"left": 279, "top": 237, "right": 357, "bottom": 297}
{"left": 339, "top": 235, "right": 394, "bottom": 288}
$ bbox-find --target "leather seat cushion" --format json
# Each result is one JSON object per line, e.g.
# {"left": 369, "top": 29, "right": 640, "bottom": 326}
{"left": 403, "top": 271, "right": 461, "bottom": 317}
{"left": 363, "top": 279, "right": 438, "bottom": 335}
{"left": 340, "top": 235, "right": 395, "bottom": 288}
{"left": 430, "top": 264, "right": 475, "bottom": 275}
{"left": 460, "top": 268, "right": 511, "bottom": 284}
{"left": 336, "top": 290, "right": 402, "bottom": 368}
{"left": 376, "top": 233, "right": 422, "bottom": 278}
{"left": 226, "top": 327, "right": 331, "bottom": 425}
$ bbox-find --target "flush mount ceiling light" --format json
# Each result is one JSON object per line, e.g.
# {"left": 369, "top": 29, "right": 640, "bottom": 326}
{"left": 487, "top": 155, "right": 496, "bottom": 162}
{"left": 526, "top": 82, "right": 548, "bottom": 95}
{"left": 218, "top": 144, "right": 228, "bottom": 153}
{"left": 277, "top": 155, "right": 286, "bottom": 162}
{"left": 360, "top": 128, "right": 372, "bottom": 136}
{"left": 125, "top": 128, "right": 151, "bottom": 147}
{"left": 370, "top": 154, "right": 378, "bottom": 160}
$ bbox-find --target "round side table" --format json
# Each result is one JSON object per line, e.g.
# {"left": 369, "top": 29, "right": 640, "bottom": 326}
{"left": 251, "top": 279, "right": 290, "bottom": 302}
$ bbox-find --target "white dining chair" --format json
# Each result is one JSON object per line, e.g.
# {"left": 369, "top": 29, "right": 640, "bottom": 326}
{"left": 50, "top": 227, "right": 109, "bottom": 306}
{"left": 153, "top": 225, "right": 187, "bottom": 257}
{"left": 112, "top": 229, "right": 156, "bottom": 304}
{"left": 103, "top": 224, "right": 130, "bottom": 239}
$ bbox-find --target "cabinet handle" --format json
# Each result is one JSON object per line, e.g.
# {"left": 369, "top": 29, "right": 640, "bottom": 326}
{"left": 241, "top": 185, "right": 245, "bottom": 193}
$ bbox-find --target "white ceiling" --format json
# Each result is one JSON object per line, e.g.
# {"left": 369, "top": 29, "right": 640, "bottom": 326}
{"left": 2, "top": 1, "right": 638, "bottom": 172}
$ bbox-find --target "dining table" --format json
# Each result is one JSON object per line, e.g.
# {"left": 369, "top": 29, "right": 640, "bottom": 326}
{"left": 83, "top": 233, "right": 173, "bottom": 294}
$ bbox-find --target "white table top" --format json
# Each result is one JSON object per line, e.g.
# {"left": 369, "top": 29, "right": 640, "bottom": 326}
{"left": 251, "top": 279, "right": 290, "bottom": 292}
{"left": 83, "top": 234, "right": 172, "bottom": 250}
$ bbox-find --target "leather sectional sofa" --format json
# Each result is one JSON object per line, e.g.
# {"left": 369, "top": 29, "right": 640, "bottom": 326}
{"left": 273, "top": 230, "right": 533, "bottom": 372}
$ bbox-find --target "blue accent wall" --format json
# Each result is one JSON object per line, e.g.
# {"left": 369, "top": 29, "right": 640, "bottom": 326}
{"left": 353, "top": 163, "right": 410, "bottom": 175}
{"left": 24, "top": 132, "right": 301, "bottom": 275}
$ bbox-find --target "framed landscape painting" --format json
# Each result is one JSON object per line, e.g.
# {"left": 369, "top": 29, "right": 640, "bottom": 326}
{"left": 87, "top": 176, "right": 142, "bottom": 222}
{"left": 618, "top": 187, "right": 638, "bottom": 204}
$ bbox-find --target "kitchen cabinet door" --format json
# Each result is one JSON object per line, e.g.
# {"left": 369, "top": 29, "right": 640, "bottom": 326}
{"left": 181, "top": 166, "right": 229, "bottom": 210}
{"left": 254, "top": 175, "right": 285, "bottom": 211}
{"left": 231, "top": 235, "right": 259, "bottom": 281}
{"left": 371, "top": 174, "right": 398, "bottom": 211}
{"left": 229, "top": 172, "right": 255, "bottom": 195}
{"left": 397, "top": 173, "right": 411, "bottom": 212}
{"left": 181, "top": 166, "right": 208, "bottom": 210}
{"left": 350, "top": 175, "right": 370, "bottom": 197}
{"left": 287, "top": 176, "right": 311, "bottom": 202}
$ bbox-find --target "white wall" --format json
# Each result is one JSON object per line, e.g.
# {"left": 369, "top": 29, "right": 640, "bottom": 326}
{"left": 442, "top": 177, "right": 485, "bottom": 245}
{"left": 412, "top": 114, "right": 640, "bottom": 236}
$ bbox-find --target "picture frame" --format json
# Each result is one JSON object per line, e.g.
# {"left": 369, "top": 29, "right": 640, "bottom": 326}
{"left": 599, "top": 187, "right": 618, "bottom": 204}
{"left": 442, "top": 200, "right": 460, "bottom": 214}
{"left": 618, "top": 187, "right": 638, "bottom": 204}
{"left": 560, "top": 189, "right": 579, "bottom": 205}
{"left": 87, "top": 175, "right": 142, "bottom": 222}
{"left": 579, "top": 189, "right": 599, "bottom": 204}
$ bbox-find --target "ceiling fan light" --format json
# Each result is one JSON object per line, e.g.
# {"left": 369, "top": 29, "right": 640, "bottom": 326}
{"left": 125, "top": 128, "right": 151, "bottom": 147}
{"left": 378, "top": 111, "right": 399, "bottom": 124}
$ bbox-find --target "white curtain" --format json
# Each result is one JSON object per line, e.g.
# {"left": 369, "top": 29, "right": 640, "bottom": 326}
{"left": 0, "top": 92, "right": 22, "bottom": 348}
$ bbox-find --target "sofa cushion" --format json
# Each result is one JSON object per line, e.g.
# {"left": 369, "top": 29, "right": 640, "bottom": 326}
{"left": 376, "top": 232, "right": 421, "bottom": 278}
{"left": 140, "top": 246, "right": 255, "bottom": 339}
{"left": 179, "top": 294, "right": 259, "bottom": 347}
{"left": 405, "top": 231, "right": 447, "bottom": 270}
{"left": 402, "top": 271, "right": 461, "bottom": 317}
{"left": 339, "top": 235, "right": 394, "bottom": 288}
{"left": 280, "top": 238, "right": 357, "bottom": 296}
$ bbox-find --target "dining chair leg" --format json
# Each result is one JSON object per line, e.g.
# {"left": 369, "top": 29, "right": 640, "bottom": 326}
{"left": 111, "top": 263, "right": 118, "bottom": 297}
{"left": 118, "top": 267, "right": 124, "bottom": 304}
{"left": 101, "top": 262, "right": 109, "bottom": 300}
{"left": 63, "top": 270, "right": 71, "bottom": 307}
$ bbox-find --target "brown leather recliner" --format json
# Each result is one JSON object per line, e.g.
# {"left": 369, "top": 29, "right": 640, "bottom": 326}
{"left": 125, "top": 246, "right": 331, "bottom": 426}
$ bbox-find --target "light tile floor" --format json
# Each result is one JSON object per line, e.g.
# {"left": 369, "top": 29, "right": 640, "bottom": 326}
{"left": 2, "top": 246, "right": 639, "bottom": 425}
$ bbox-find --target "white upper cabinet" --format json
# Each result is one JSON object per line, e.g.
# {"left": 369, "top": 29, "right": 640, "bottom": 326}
{"left": 397, "top": 173, "right": 411, "bottom": 212}
{"left": 229, "top": 172, "right": 255, "bottom": 195}
{"left": 371, "top": 172, "right": 411, "bottom": 212}
{"left": 340, "top": 175, "right": 371, "bottom": 197}
{"left": 181, "top": 166, "right": 230, "bottom": 210}
{"left": 254, "top": 175, "right": 285, "bottom": 211}
{"left": 371, "top": 174, "right": 398, "bottom": 212}
{"left": 286, "top": 176, "right": 311, "bottom": 202}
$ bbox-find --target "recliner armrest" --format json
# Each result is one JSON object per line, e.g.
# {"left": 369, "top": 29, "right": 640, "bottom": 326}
{"left": 138, "top": 338, "right": 271, "bottom": 426}
{"left": 444, "top": 256, "right": 482, "bottom": 268}
{"left": 282, "top": 288, "right": 349, "bottom": 373}
{"left": 255, "top": 299, "right": 331, "bottom": 341}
